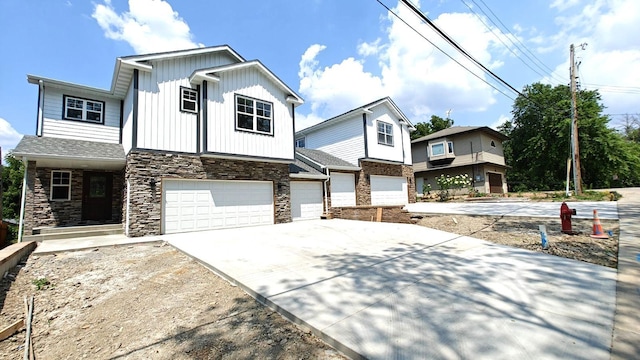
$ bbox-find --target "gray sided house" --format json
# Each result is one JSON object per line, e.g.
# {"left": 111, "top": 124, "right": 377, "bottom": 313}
{"left": 412, "top": 126, "right": 509, "bottom": 196}
{"left": 295, "top": 97, "right": 416, "bottom": 207}
{"left": 12, "top": 45, "right": 304, "bottom": 238}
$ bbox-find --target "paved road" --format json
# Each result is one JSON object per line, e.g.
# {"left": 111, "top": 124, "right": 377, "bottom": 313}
{"left": 166, "top": 220, "right": 616, "bottom": 360}
{"left": 406, "top": 200, "right": 619, "bottom": 219}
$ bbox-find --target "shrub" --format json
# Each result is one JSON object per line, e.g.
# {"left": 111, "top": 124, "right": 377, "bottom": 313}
{"left": 436, "top": 174, "right": 472, "bottom": 201}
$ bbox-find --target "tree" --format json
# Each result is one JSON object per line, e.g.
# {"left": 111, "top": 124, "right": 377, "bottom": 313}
{"left": 619, "top": 114, "right": 640, "bottom": 143}
{"left": 2, "top": 153, "right": 24, "bottom": 220}
{"left": 503, "top": 82, "right": 640, "bottom": 191}
{"left": 410, "top": 115, "right": 454, "bottom": 140}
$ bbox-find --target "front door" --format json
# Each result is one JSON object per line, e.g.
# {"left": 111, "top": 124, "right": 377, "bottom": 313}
{"left": 82, "top": 172, "right": 113, "bottom": 221}
{"left": 488, "top": 172, "right": 503, "bottom": 194}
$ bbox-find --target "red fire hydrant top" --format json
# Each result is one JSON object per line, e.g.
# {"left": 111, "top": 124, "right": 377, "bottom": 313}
{"left": 560, "top": 202, "right": 577, "bottom": 235}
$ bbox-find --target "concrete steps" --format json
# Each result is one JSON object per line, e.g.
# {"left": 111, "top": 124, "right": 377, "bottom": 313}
{"left": 23, "top": 224, "right": 123, "bottom": 242}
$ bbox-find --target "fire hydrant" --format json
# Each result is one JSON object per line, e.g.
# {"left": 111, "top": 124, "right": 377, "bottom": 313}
{"left": 560, "top": 202, "right": 578, "bottom": 235}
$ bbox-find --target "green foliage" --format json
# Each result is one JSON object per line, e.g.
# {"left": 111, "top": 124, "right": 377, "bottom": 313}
{"left": 32, "top": 278, "right": 52, "bottom": 290}
{"left": 2, "top": 153, "right": 24, "bottom": 220}
{"left": 435, "top": 174, "right": 472, "bottom": 201}
{"left": 410, "top": 115, "right": 454, "bottom": 140}
{"left": 422, "top": 182, "right": 431, "bottom": 195}
{"left": 502, "top": 83, "right": 640, "bottom": 191}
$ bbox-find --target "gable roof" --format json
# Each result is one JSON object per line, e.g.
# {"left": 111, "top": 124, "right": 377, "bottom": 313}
{"left": 296, "top": 97, "right": 413, "bottom": 135}
{"left": 411, "top": 126, "right": 508, "bottom": 143}
{"left": 189, "top": 60, "right": 303, "bottom": 105}
{"left": 295, "top": 148, "right": 360, "bottom": 171}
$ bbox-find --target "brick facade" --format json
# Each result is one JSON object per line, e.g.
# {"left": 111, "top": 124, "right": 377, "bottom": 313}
{"left": 124, "top": 150, "right": 291, "bottom": 237}
{"left": 23, "top": 161, "right": 123, "bottom": 234}
{"left": 355, "top": 160, "right": 416, "bottom": 205}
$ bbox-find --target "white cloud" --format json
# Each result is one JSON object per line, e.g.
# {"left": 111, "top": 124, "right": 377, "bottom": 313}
{"left": 92, "top": 0, "right": 202, "bottom": 54}
{"left": 490, "top": 114, "right": 510, "bottom": 130}
{"left": 0, "top": 117, "right": 22, "bottom": 156}
{"left": 297, "top": 1, "right": 501, "bottom": 129}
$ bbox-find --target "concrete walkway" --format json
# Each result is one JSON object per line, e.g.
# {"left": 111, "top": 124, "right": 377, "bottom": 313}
{"left": 32, "top": 234, "right": 162, "bottom": 254}
{"left": 165, "top": 220, "right": 616, "bottom": 359}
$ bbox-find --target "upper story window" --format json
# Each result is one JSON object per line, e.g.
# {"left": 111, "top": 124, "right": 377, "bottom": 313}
{"left": 63, "top": 95, "right": 104, "bottom": 123}
{"left": 490, "top": 140, "right": 496, "bottom": 147}
{"left": 377, "top": 121, "right": 393, "bottom": 146}
{"left": 180, "top": 87, "right": 198, "bottom": 113}
{"left": 429, "top": 140, "right": 454, "bottom": 157}
{"left": 50, "top": 171, "right": 71, "bottom": 201}
{"left": 295, "top": 137, "right": 306, "bottom": 148}
{"left": 235, "top": 94, "right": 273, "bottom": 135}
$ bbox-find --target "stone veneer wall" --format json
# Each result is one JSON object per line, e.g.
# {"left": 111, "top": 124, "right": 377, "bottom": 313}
{"left": 124, "top": 150, "right": 291, "bottom": 237}
{"left": 355, "top": 160, "right": 416, "bottom": 205}
{"left": 23, "top": 161, "right": 123, "bottom": 234}
{"left": 331, "top": 205, "right": 413, "bottom": 224}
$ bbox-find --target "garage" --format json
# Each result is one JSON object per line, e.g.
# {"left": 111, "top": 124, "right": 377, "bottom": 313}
{"left": 162, "top": 179, "right": 274, "bottom": 234}
{"left": 370, "top": 175, "right": 408, "bottom": 205}
{"left": 330, "top": 172, "right": 356, "bottom": 207}
{"left": 290, "top": 181, "right": 324, "bottom": 220}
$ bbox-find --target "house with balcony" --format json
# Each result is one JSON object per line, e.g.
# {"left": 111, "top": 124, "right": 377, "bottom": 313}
{"left": 411, "top": 126, "right": 509, "bottom": 196}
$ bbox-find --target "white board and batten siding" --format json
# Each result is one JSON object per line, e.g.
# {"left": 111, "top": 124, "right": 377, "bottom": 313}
{"left": 121, "top": 80, "right": 134, "bottom": 153}
{"left": 162, "top": 179, "right": 274, "bottom": 234}
{"left": 370, "top": 175, "right": 408, "bottom": 206}
{"left": 330, "top": 172, "right": 356, "bottom": 207}
{"left": 205, "top": 67, "right": 294, "bottom": 160}
{"left": 135, "top": 52, "right": 240, "bottom": 153}
{"left": 290, "top": 181, "right": 323, "bottom": 220}
{"left": 305, "top": 116, "right": 365, "bottom": 166}
{"left": 41, "top": 87, "right": 120, "bottom": 144}
{"left": 365, "top": 103, "right": 412, "bottom": 165}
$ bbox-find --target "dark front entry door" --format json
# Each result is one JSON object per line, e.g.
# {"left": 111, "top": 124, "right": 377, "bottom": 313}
{"left": 82, "top": 172, "right": 113, "bottom": 221}
{"left": 488, "top": 172, "right": 503, "bottom": 194}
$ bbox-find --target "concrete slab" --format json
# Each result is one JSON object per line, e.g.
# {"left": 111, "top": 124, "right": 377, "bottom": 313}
{"left": 406, "top": 201, "right": 619, "bottom": 219}
{"left": 165, "top": 219, "right": 617, "bottom": 359}
{"left": 33, "top": 234, "right": 162, "bottom": 254}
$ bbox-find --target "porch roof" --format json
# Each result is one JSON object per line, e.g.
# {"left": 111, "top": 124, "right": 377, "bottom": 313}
{"left": 289, "top": 159, "right": 328, "bottom": 179}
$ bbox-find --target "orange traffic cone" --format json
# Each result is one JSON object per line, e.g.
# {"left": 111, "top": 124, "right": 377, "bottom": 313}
{"left": 591, "top": 209, "right": 609, "bottom": 239}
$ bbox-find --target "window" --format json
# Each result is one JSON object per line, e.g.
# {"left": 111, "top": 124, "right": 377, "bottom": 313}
{"left": 295, "top": 137, "right": 306, "bottom": 148}
{"left": 180, "top": 87, "right": 198, "bottom": 113}
{"left": 430, "top": 143, "right": 445, "bottom": 156}
{"left": 50, "top": 171, "right": 71, "bottom": 201}
{"left": 63, "top": 95, "right": 105, "bottom": 123}
{"left": 490, "top": 140, "right": 496, "bottom": 147}
{"left": 430, "top": 140, "right": 454, "bottom": 157}
{"left": 377, "top": 121, "right": 393, "bottom": 146}
{"left": 235, "top": 94, "right": 273, "bottom": 135}
{"left": 448, "top": 141, "right": 454, "bottom": 154}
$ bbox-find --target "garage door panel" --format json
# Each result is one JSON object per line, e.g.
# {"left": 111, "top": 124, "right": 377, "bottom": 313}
{"left": 331, "top": 173, "right": 356, "bottom": 207}
{"left": 162, "top": 180, "right": 274, "bottom": 234}
{"left": 371, "top": 175, "right": 408, "bottom": 206}
{"left": 291, "top": 181, "right": 323, "bottom": 220}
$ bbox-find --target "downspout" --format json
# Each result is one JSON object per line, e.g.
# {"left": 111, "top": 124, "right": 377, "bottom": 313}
{"left": 323, "top": 167, "right": 330, "bottom": 213}
{"left": 17, "top": 158, "right": 28, "bottom": 243}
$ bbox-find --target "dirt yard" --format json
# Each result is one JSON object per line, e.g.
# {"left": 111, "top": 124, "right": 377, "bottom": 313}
{"left": 417, "top": 215, "right": 619, "bottom": 268}
{"left": 0, "top": 243, "right": 346, "bottom": 360}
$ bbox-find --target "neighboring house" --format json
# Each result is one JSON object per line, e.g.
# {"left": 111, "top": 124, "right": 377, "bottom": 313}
{"left": 12, "top": 45, "right": 304, "bottom": 237}
{"left": 295, "top": 97, "right": 416, "bottom": 206}
{"left": 412, "top": 126, "right": 509, "bottom": 196}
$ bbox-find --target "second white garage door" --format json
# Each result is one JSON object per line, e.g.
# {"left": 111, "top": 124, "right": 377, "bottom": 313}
{"left": 162, "top": 179, "right": 274, "bottom": 234}
{"left": 331, "top": 172, "right": 356, "bottom": 207}
{"left": 290, "top": 181, "right": 323, "bottom": 220}
{"left": 370, "top": 175, "right": 408, "bottom": 205}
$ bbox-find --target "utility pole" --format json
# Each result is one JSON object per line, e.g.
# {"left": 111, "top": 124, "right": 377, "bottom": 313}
{"left": 570, "top": 44, "right": 582, "bottom": 195}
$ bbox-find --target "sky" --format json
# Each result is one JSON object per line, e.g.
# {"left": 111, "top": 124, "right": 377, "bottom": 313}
{"left": 1, "top": 0, "right": 639, "bottom": 159}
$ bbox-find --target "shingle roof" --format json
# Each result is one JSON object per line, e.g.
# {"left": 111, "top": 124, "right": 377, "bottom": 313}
{"left": 411, "top": 126, "right": 508, "bottom": 143}
{"left": 12, "top": 135, "right": 125, "bottom": 161}
{"left": 289, "top": 159, "right": 326, "bottom": 178}
{"left": 295, "top": 148, "right": 360, "bottom": 170}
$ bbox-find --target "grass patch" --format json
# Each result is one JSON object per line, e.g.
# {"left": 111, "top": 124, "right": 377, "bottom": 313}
{"left": 32, "top": 278, "right": 53, "bottom": 290}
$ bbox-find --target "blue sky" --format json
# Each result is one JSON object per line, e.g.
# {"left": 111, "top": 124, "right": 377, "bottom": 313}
{"left": 1, "top": 0, "right": 639, "bottom": 157}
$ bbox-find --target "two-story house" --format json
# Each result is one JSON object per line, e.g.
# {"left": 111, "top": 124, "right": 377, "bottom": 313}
{"left": 12, "top": 45, "right": 304, "bottom": 238}
{"left": 411, "top": 126, "right": 508, "bottom": 196}
{"left": 294, "top": 97, "right": 416, "bottom": 207}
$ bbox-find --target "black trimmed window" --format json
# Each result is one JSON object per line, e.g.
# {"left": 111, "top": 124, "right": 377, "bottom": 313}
{"left": 377, "top": 121, "right": 393, "bottom": 146}
{"left": 295, "top": 137, "right": 305, "bottom": 148}
{"left": 180, "top": 87, "right": 198, "bottom": 113}
{"left": 63, "top": 95, "right": 104, "bottom": 123}
{"left": 235, "top": 94, "right": 273, "bottom": 135}
{"left": 50, "top": 171, "right": 71, "bottom": 201}
{"left": 490, "top": 140, "right": 496, "bottom": 147}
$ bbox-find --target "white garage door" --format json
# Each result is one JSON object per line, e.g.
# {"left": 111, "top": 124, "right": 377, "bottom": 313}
{"left": 370, "top": 175, "right": 408, "bottom": 205}
{"left": 162, "top": 179, "right": 274, "bottom": 234}
{"left": 291, "top": 181, "right": 323, "bottom": 220}
{"left": 331, "top": 172, "right": 356, "bottom": 207}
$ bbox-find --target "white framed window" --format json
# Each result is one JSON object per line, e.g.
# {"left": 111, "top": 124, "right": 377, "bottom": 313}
{"left": 295, "top": 137, "right": 305, "bottom": 148}
{"left": 448, "top": 141, "right": 454, "bottom": 154}
{"left": 180, "top": 87, "right": 198, "bottom": 113}
{"left": 50, "top": 171, "right": 71, "bottom": 201}
{"left": 63, "top": 95, "right": 104, "bottom": 123}
{"left": 235, "top": 94, "right": 273, "bottom": 135}
{"left": 430, "top": 140, "right": 454, "bottom": 157}
{"left": 377, "top": 121, "right": 393, "bottom": 146}
{"left": 430, "top": 143, "right": 445, "bottom": 156}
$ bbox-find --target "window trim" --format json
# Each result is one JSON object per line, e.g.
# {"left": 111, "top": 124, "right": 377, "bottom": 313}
{"left": 377, "top": 121, "right": 394, "bottom": 146}
{"left": 50, "top": 170, "right": 72, "bottom": 201}
{"left": 429, "top": 140, "right": 455, "bottom": 157}
{"left": 234, "top": 94, "right": 274, "bottom": 136}
{"left": 62, "top": 95, "right": 105, "bottom": 124}
{"left": 430, "top": 142, "right": 445, "bottom": 157}
{"left": 295, "top": 137, "right": 306, "bottom": 148}
{"left": 180, "top": 86, "right": 199, "bottom": 114}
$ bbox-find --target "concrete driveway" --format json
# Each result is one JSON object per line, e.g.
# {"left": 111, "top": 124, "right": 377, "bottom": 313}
{"left": 406, "top": 200, "right": 619, "bottom": 219}
{"left": 165, "top": 220, "right": 616, "bottom": 359}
